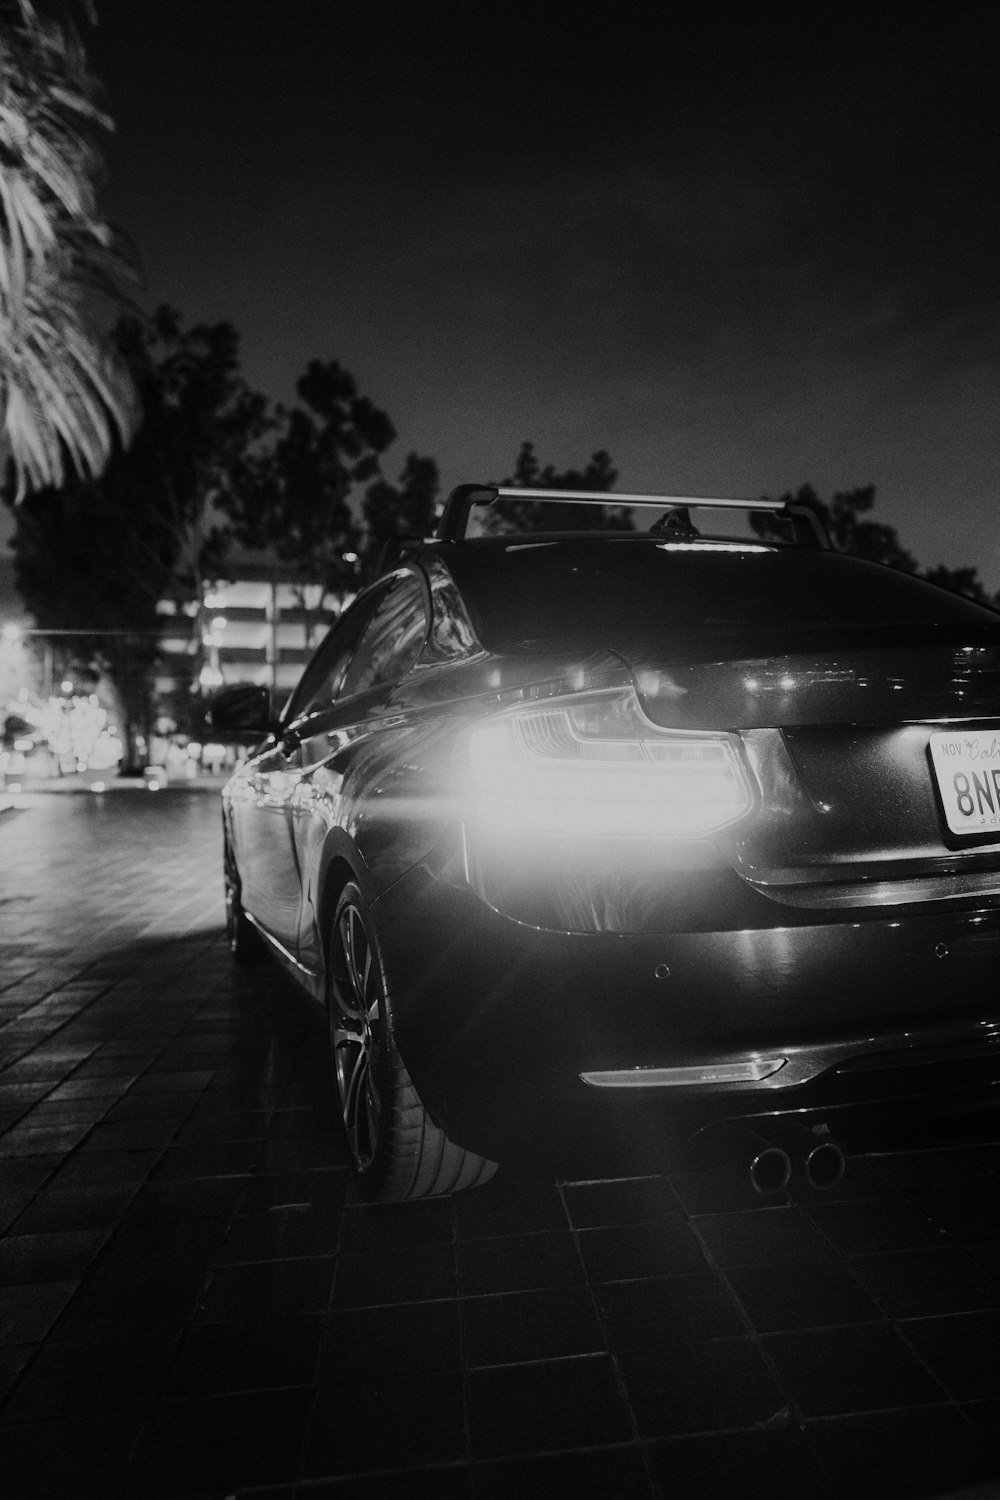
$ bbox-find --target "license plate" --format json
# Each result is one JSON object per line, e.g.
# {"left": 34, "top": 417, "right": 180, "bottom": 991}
{"left": 929, "top": 729, "right": 1000, "bottom": 837}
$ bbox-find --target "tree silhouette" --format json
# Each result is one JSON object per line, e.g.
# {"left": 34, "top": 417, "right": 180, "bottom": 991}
{"left": 221, "top": 359, "right": 396, "bottom": 642}
{"left": 485, "top": 441, "right": 627, "bottom": 533}
{"left": 6, "top": 306, "right": 270, "bottom": 763}
{"left": 361, "top": 451, "right": 439, "bottom": 581}
{"left": 752, "top": 484, "right": 996, "bottom": 604}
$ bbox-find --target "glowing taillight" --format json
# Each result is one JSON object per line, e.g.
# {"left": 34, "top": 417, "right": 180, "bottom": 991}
{"left": 466, "top": 688, "right": 754, "bottom": 838}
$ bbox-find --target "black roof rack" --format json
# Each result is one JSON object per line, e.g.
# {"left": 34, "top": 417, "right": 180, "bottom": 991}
{"left": 435, "top": 485, "right": 830, "bottom": 549}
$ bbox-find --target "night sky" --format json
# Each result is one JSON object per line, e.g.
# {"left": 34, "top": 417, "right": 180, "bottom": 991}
{"left": 6, "top": 2, "right": 1000, "bottom": 588}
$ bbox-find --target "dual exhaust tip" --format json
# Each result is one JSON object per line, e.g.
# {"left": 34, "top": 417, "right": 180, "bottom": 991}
{"left": 749, "top": 1135, "right": 845, "bottom": 1195}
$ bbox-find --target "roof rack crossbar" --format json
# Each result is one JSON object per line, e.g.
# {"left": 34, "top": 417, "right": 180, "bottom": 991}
{"left": 436, "top": 484, "right": 830, "bottom": 547}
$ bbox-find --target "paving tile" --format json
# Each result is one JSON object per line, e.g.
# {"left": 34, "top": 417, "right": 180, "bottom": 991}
{"left": 104, "top": 1091, "right": 197, "bottom": 1121}
{"left": 911, "top": 1187, "right": 1000, "bottom": 1244}
{"left": 124, "top": 1175, "right": 250, "bottom": 1223}
{"left": 304, "top": 1371, "right": 466, "bottom": 1478}
{"left": 474, "top": 1445, "right": 655, "bottom": 1498}
{"left": 0, "top": 1416, "right": 143, "bottom": 1500}
{"left": 900, "top": 1311, "right": 1000, "bottom": 1400}
{"left": 0, "top": 1190, "right": 34, "bottom": 1236}
{"left": 318, "top": 1299, "right": 462, "bottom": 1379}
{"left": 0, "top": 1342, "right": 35, "bottom": 1404}
{"left": 217, "top": 1208, "right": 341, "bottom": 1264}
{"left": 806, "top": 1406, "right": 999, "bottom": 1499}
{"left": 79, "top": 1116, "right": 182, "bottom": 1151}
{"left": 618, "top": 1338, "right": 787, "bottom": 1436}
{"left": 2, "top": 1332, "right": 178, "bottom": 1420}
{"left": 0, "top": 1282, "right": 79, "bottom": 1344}
{"left": 561, "top": 1175, "right": 683, "bottom": 1228}
{"left": 124, "top": 1388, "right": 312, "bottom": 1498}
{"left": 18, "top": 1099, "right": 110, "bottom": 1126}
{"left": 292, "top": 1467, "right": 471, "bottom": 1498}
{"left": 649, "top": 1429, "right": 836, "bottom": 1500}
{"left": 462, "top": 1286, "right": 606, "bottom": 1367}
{"left": 467, "top": 1355, "right": 632, "bottom": 1459}
{"left": 257, "top": 1135, "right": 348, "bottom": 1172}
{"left": 198, "top": 1257, "right": 335, "bottom": 1323}
{"left": 70, "top": 1055, "right": 148, "bottom": 1078}
{"left": 97, "top": 1219, "right": 229, "bottom": 1281}
{"left": 458, "top": 1231, "right": 584, "bottom": 1297}
{"left": 763, "top": 1323, "right": 950, "bottom": 1416}
{"left": 668, "top": 1168, "right": 792, "bottom": 1216}
{"left": 9, "top": 1183, "right": 139, "bottom": 1233}
{"left": 238, "top": 1168, "right": 349, "bottom": 1214}
{"left": 692, "top": 1206, "right": 835, "bottom": 1266}
{"left": 44, "top": 1148, "right": 163, "bottom": 1190}
{"left": 594, "top": 1271, "right": 747, "bottom": 1349}
{"left": 175, "top": 1108, "right": 272, "bottom": 1143}
{"left": 338, "top": 1196, "right": 455, "bottom": 1250}
{"left": 575, "top": 1221, "right": 707, "bottom": 1283}
{"left": 0, "top": 1122, "right": 92, "bottom": 1156}
{"left": 0, "top": 1084, "right": 53, "bottom": 1108}
{"left": 804, "top": 1197, "right": 948, "bottom": 1255}
{"left": 968, "top": 1244, "right": 1000, "bottom": 1283}
{"left": 265, "top": 1106, "right": 333, "bottom": 1139}
{"left": 333, "top": 1241, "right": 457, "bottom": 1307}
{"left": 873, "top": 1145, "right": 1000, "bottom": 1196}
{"left": 0, "top": 1057, "right": 80, "bottom": 1083}
{"left": 130, "top": 1070, "right": 215, "bottom": 1095}
{"left": 848, "top": 1246, "right": 1000, "bottom": 1317}
{"left": 151, "top": 1140, "right": 261, "bottom": 1179}
{"left": 46, "top": 1264, "right": 206, "bottom": 1343}
{"left": 45, "top": 1076, "right": 139, "bottom": 1100}
{"left": 725, "top": 1260, "right": 883, "bottom": 1332}
{"left": 0, "top": 1156, "right": 60, "bottom": 1195}
{"left": 0, "top": 1228, "right": 111, "bottom": 1285}
{"left": 168, "top": 1315, "right": 323, "bottom": 1397}
{"left": 964, "top": 1397, "right": 1000, "bottom": 1446}
{"left": 453, "top": 1174, "right": 568, "bottom": 1238}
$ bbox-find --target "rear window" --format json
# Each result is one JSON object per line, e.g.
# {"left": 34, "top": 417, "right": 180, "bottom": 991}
{"left": 449, "top": 541, "right": 1000, "bottom": 651}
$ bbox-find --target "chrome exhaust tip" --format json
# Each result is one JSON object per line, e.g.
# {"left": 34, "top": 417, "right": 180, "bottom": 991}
{"left": 804, "top": 1139, "right": 846, "bottom": 1191}
{"left": 749, "top": 1144, "right": 792, "bottom": 1196}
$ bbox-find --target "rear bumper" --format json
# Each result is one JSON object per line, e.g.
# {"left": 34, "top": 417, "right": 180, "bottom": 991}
{"left": 374, "top": 855, "right": 1000, "bottom": 1166}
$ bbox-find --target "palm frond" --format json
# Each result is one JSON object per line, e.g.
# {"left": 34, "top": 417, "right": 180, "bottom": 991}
{"left": 0, "top": 1, "right": 137, "bottom": 499}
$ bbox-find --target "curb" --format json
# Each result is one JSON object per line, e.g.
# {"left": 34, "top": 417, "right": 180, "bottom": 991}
{"left": 0, "top": 777, "right": 228, "bottom": 798}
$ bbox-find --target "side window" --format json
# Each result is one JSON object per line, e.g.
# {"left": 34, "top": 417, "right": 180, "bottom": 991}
{"left": 284, "top": 584, "right": 390, "bottom": 723}
{"left": 339, "top": 573, "right": 428, "bottom": 697}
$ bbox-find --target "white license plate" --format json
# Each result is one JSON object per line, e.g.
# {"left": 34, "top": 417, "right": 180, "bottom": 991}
{"left": 929, "top": 729, "right": 1000, "bottom": 837}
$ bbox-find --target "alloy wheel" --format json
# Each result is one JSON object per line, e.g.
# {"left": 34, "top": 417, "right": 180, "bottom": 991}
{"left": 330, "top": 900, "right": 383, "bottom": 1169}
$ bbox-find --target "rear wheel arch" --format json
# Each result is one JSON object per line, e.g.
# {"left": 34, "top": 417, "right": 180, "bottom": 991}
{"left": 316, "top": 853, "right": 370, "bottom": 993}
{"left": 326, "top": 877, "right": 498, "bottom": 1199}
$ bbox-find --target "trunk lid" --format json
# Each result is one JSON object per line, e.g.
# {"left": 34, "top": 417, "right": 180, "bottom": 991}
{"left": 626, "top": 624, "right": 1000, "bottom": 887}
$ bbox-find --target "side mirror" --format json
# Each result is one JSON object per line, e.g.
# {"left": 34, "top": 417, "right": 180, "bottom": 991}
{"left": 206, "top": 683, "right": 277, "bottom": 740}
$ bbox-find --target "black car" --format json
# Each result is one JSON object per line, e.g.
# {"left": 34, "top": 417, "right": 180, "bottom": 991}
{"left": 216, "top": 485, "right": 1000, "bottom": 1200}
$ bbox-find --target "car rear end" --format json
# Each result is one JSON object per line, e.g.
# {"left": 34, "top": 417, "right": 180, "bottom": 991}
{"left": 378, "top": 530, "right": 1000, "bottom": 1173}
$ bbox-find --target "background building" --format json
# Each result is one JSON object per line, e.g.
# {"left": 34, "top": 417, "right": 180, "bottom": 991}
{"left": 155, "top": 562, "right": 343, "bottom": 720}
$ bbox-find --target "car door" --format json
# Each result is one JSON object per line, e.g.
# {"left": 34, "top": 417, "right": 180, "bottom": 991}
{"left": 287, "top": 570, "right": 431, "bottom": 974}
{"left": 228, "top": 585, "right": 390, "bottom": 954}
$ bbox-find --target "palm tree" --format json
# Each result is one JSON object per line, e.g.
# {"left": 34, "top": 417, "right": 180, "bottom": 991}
{"left": 0, "top": 0, "right": 135, "bottom": 500}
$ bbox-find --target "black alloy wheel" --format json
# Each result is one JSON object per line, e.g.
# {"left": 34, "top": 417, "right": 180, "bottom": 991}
{"left": 327, "top": 881, "right": 498, "bottom": 1200}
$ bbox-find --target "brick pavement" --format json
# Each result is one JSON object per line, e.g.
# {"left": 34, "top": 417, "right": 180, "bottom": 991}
{"left": 2, "top": 792, "right": 1000, "bottom": 1497}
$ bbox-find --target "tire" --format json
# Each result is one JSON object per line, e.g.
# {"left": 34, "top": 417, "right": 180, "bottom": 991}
{"left": 224, "top": 830, "right": 265, "bottom": 967}
{"left": 328, "top": 881, "right": 498, "bottom": 1201}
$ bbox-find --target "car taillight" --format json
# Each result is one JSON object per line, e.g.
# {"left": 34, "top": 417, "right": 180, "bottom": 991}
{"left": 466, "top": 688, "right": 754, "bottom": 838}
